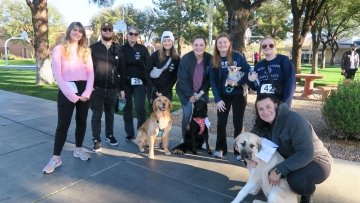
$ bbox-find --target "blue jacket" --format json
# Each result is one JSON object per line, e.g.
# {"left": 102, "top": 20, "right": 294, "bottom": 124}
{"left": 248, "top": 54, "right": 296, "bottom": 106}
{"left": 209, "top": 51, "right": 250, "bottom": 103}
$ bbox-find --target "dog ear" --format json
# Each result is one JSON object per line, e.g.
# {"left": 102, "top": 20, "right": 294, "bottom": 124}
{"left": 168, "top": 99, "right": 173, "bottom": 110}
{"left": 152, "top": 99, "right": 158, "bottom": 112}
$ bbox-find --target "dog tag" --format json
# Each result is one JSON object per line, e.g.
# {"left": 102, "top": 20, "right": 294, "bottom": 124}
{"left": 157, "top": 129, "right": 164, "bottom": 137}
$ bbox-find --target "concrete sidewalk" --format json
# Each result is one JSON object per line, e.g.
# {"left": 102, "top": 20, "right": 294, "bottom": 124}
{"left": 0, "top": 90, "right": 359, "bottom": 203}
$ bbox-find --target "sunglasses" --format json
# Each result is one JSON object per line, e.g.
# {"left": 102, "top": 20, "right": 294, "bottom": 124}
{"left": 102, "top": 28, "right": 113, "bottom": 32}
{"left": 261, "top": 44, "right": 275, "bottom": 49}
{"left": 128, "top": 32, "right": 139, "bottom": 36}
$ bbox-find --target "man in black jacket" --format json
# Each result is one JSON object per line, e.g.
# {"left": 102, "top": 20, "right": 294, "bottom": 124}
{"left": 341, "top": 43, "right": 359, "bottom": 80}
{"left": 90, "top": 22, "right": 126, "bottom": 152}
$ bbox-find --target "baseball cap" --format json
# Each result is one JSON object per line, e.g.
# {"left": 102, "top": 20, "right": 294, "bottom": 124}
{"left": 161, "top": 31, "right": 175, "bottom": 43}
{"left": 101, "top": 22, "right": 113, "bottom": 30}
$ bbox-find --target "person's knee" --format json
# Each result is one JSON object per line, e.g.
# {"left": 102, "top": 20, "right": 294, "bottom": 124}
{"left": 287, "top": 174, "right": 315, "bottom": 195}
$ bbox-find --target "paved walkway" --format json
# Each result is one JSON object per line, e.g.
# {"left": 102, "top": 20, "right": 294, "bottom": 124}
{"left": 0, "top": 90, "right": 359, "bottom": 203}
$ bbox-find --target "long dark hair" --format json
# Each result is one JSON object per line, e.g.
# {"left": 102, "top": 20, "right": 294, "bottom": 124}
{"left": 254, "top": 94, "right": 280, "bottom": 133}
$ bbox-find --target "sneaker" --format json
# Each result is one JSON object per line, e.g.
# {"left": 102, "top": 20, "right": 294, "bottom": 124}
{"left": 74, "top": 148, "right": 91, "bottom": 161}
{"left": 213, "top": 150, "right": 223, "bottom": 158}
{"left": 92, "top": 140, "right": 102, "bottom": 152}
{"left": 125, "top": 135, "right": 135, "bottom": 142}
{"left": 42, "top": 157, "right": 62, "bottom": 174}
{"left": 106, "top": 135, "right": 118, "bottom": 146}
{"left": 236, "top": 155, "right": 242, "bottom": 161}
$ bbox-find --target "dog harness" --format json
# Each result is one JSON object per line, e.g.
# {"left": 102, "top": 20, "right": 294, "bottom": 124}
{"left": 193, "top": 117, "right": 206, "bottom": 135}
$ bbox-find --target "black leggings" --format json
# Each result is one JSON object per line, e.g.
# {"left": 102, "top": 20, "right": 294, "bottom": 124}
{"left": 287, "top": 160, "right": 331, "bottom": 196}
{"left": 53, "top": 81, "right": 90, "bottom": 156}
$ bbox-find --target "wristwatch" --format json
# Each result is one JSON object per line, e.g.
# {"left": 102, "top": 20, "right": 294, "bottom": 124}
{"left": 274, "top": 168, "right": 281, "bottom": 175}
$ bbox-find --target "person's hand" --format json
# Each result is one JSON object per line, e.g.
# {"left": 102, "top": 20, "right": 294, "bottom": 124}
{"left": 268, "top": 169, "right": 281, "bottom": 186}
{"left": 79, "top": 96, "right": 88, "bottom": 102}
{"left": 155, "top": 92, "right": 162, "bottom": 97}
{"left": 190, "top": 95, "right": 196, "bottom": 103}
{"left": 216, "top": 100, "right": 226, "bottom": 112}
{"left": 119, "top": 91, "right": 125, "bottom": 99}
{"left": 248, "top": 72, "right": 258, "bottom": 82}
{"left": 194, "top": 91, "right": 204, "bottom": 101}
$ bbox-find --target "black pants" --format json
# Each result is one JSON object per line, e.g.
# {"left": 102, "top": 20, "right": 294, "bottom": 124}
{"left": 215, "top": 94, "right": 247, "bottom": 154}
{"left": 90, "top": 87, "right": 117, "bottom": 142}
{"left": 346, "top": 68, "right": 357, "bottom": 79}
{"left": 287, "top": 160, "right": 331, "bottom": 196}
{"left": 123, "top": 84, "right": 146, "bottom": 138}
{"left": 53, "top": 81, "right": 90, "bottom": 156}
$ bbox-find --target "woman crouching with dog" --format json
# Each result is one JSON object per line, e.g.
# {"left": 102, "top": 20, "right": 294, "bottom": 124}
{"left": 249, "top": 94, "right": 332, "bottom": 203}
{"left": 209, "top": 33, "right": 250, "bottom": 159}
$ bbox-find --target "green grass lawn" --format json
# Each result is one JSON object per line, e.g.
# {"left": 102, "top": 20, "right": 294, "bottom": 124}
{"left": 299, "top": 64, "right": 360, "bottom": 86}
{"left": 0, "top": 59, "right": 36, "bottom": 66}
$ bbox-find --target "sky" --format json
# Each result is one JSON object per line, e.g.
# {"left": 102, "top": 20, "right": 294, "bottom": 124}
{"left": 49, "top": 0, "right": 154, "bottom": 26}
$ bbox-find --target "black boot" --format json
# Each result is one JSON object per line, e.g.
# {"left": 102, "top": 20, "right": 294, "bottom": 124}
{"left": 300, "top": 195, "right": 314, "bottom": 203}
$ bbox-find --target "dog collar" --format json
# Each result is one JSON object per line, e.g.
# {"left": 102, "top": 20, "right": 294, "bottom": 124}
{"left": 193, "top": 117, "right": 206, "bottom": 134}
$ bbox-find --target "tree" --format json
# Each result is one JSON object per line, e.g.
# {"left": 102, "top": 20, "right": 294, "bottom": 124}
{"left": 25, "top": 0, "right": 54, "bottom": 84}
{"left": 153, "top": 0, "right": 208, "bottom": 55}
{"left": 290, "top": 0, "right": 327, "bottom": 74}
{"left": 253, "top": 0, "right": 291, "bottom": 40}
{"left": 222, "top": 0, "right": 266, "bottom": 52}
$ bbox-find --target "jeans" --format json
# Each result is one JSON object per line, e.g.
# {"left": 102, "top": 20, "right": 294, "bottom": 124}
{"left": 123, "top": 84, "right": 146, "bottom": 138}
{"left": 53, "top": 81, "right": 90, "bottom": 156}
{"left": 215, "top": 94, "right": 247, "bottom": 154}
{"left": 287, "top": 160, "right": 331, "bottom": 196}
{"left": 181, "top": 100, "right": 193, "bottom": 139}
{"left": 90, "top": 87, "right": 117, "bottom": 142}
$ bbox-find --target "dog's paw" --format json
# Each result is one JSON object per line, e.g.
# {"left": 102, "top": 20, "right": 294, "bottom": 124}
{"left": 192, "top": 151, "right": 197, "bottom": 155}
{"left": 149, "top": 153, "right": 155, "bottom": 159}
{"left": 164, "top": 150, "right": 171, "bottom": 156}
{"left": 172, "top": 149, "right": 184, "bottom": 155}
{"left": 207, "top": 150, "right": 212, "bottom": 155}
{"left": 139, "top": 147, "right": 145, "bottom": 152}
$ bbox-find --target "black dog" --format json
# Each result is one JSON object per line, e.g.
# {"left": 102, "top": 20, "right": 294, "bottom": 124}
{"left": 173, "top": 100, "right": 212, "bottom": 155}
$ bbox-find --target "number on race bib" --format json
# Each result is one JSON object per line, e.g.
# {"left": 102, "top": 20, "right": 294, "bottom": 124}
{"left": 260, "top": 84, "right": 275, "bottom": 94}
{"left": 131, "top": 78, "right": 143, "bottom": 85}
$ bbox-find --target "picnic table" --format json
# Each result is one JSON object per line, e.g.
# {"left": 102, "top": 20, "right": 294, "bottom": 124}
{"left": 295, "top": 73, "right": 324, "bottom": 98}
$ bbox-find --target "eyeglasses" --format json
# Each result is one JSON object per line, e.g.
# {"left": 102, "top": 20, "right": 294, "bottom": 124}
{"left": 128, "top": 32, "right": 139, "bottom": 36}
{"left": 261, "top": 44, "right": 275, "bottom": 49}
{"left": 102, "top": 28, "right": 113, "bottom": 32}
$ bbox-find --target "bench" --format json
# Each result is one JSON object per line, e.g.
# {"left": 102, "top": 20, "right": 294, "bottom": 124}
{"left": 318, "top": 85, "right": 338, "bottom": 101}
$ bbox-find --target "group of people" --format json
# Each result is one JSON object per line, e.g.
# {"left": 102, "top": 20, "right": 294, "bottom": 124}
{"left": 42, "top": 21, "right": 332, "bottom": 203}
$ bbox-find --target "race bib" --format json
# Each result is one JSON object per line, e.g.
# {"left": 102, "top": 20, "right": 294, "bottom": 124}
{"left": 260, "top": 84, "right": 275, "bottom": 94}
{"left": 131, "top": 78, "right": 143, "bottom": 85}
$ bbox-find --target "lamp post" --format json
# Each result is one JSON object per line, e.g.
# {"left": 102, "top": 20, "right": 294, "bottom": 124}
{"left": 4, "top": 31, "right": 29, "bottom": 67}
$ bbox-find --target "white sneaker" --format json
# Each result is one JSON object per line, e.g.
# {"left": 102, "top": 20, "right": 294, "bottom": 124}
{"left": 213, "top": 150, "right": 223, "bottom": 158}
{"left": 236, "top": 155, "right": 242, "bottom": 161}
{"left": 74, "top": 149, "right": 91, "bottom": 161}
{"left": 42, "top": 157, "right": 62, "bottom": 174}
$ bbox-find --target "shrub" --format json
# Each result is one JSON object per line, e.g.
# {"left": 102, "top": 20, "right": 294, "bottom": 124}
{"left": 322, "top": 80, "right": 360, "bottom": 140}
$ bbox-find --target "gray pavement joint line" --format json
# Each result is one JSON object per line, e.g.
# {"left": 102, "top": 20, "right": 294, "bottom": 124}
{"left": 34, "top": 161, "right": 123, "bottom": 202}
{"left": 126, "top": 160, "right": 234, "bottom": 200}
{"left": 0, "top": 141, "right": 48, "bottom": 157}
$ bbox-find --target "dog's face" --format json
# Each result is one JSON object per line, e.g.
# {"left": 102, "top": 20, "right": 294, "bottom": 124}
{"left": 193, "top": 100, "right": 207, "bottom": 118}
{"left": 234, "top": 132, "right": 262, "bottom": 161}
{"left": 228, "top": 66, "right": 241, "bottom": 73}
{"left": 152, "top": 96, "right": 172, "bottom": 112}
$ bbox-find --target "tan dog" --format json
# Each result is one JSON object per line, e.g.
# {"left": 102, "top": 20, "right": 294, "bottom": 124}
{"left": 136, "top": 96, "right": 173, "bottom": 159}
{"left": 232, "top": 132, "right": 297, "bottom": 203}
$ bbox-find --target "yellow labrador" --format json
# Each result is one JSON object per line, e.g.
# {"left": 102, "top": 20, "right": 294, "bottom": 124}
{"left": 136, "top": 96, "right": 173, "bottom": 159}
{"left": 232, "top": 132, "right": 297, "bottom": 203}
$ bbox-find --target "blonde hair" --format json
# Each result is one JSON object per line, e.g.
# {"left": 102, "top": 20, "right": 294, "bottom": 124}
{"left": 212, "top": 33, "right": 233, "bottom": 69}
{"left": 61, "top": 22, "right": 90, "bottom": 63}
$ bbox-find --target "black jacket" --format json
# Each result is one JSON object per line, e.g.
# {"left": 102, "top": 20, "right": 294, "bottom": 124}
{"left": 90, "top": 41, "right": 126, "bottom": 90}
{"left": 120, "top": 43, "right": 151, "bottom": 85}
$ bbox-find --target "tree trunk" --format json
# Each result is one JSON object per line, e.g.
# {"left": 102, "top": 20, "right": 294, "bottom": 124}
{"left": 290, "top": 0, "right": 327, "bottom": 75}
{"left": 26, "top": 0, "right": 54, "bottom": 85}
{"left": 320, "top": 45, "right": 327, "bottom": 69}
{"left": 311, "top": 25, "right": 321, "bottom": 74}
{"left": 222, "top": 0, "right": 265, "bottom": 52}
